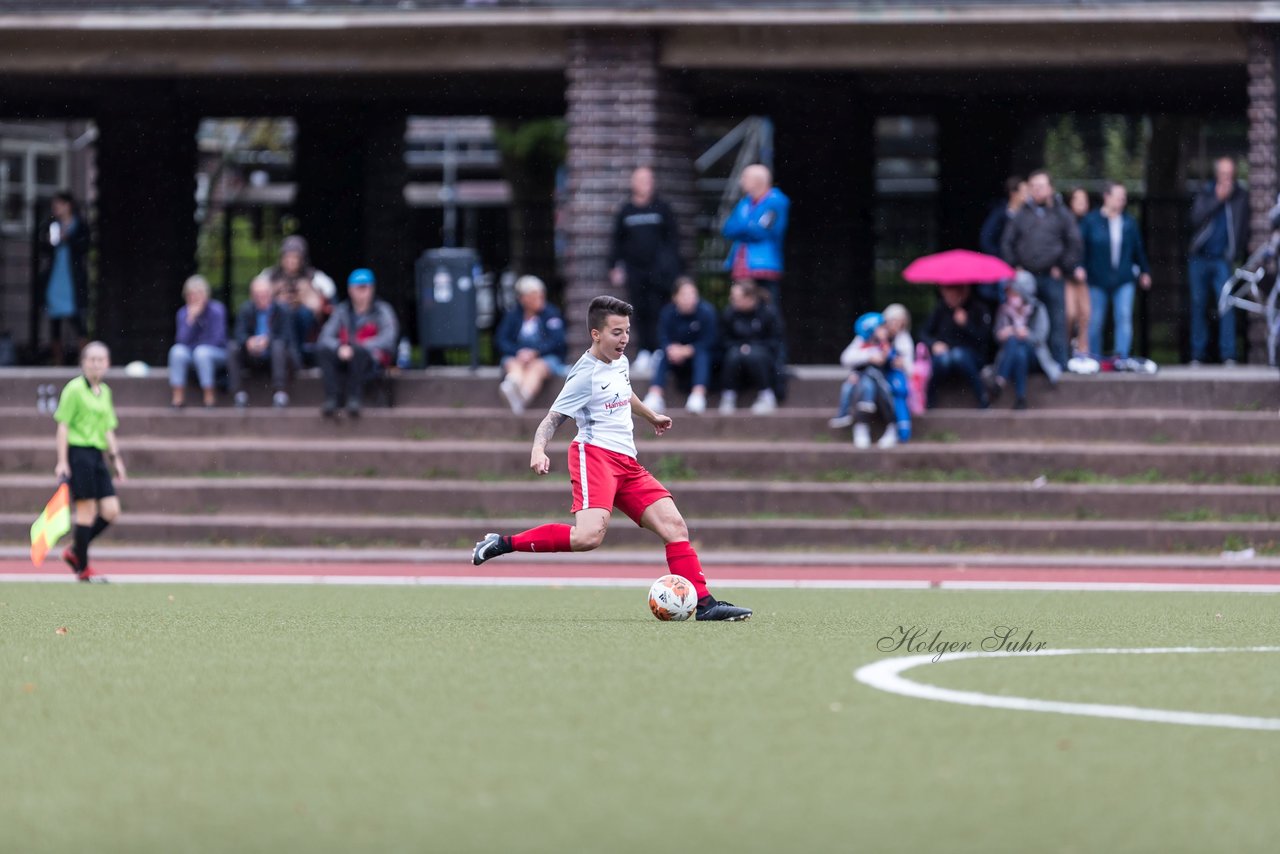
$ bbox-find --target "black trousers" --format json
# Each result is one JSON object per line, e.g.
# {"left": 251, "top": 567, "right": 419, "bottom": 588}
{"left": 626, "top": 267, "right": 674, "bottom": 354}
{"left": 317, "top": 345, "right": 378, "bottom": 405}
{"left": 720, "top": 346, "right": 774, "bottom": 395}
{"left": 227, "top": 339, "right": 291, "bottom": 393}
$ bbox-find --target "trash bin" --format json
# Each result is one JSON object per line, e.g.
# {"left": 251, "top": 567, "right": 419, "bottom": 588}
{"left": 416, "top": 247, "right": 480, "bottom": 368}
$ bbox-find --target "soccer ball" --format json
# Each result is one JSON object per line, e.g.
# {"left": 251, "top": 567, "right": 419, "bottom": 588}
{"left": 648, "top": 574, "right": 698, "bottom": 621}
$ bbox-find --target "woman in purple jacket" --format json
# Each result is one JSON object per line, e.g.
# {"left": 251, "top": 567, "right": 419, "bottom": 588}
{"left": 168, "top": 275, "right": 228, "bottom": 408}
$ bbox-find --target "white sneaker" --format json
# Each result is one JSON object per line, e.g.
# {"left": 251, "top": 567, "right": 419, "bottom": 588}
{"left": 828, "top": 414, "right": 854, "bottom": 429}
{"left": 685, "top": 390, "right": 706, "bottom": 415}
{"left": 877, "top": 429, "right": 898, "bottom": 449}
{"left": 234, "top": 391, "right": 249, "bottom": 409}
{"left": 272, "top": 391, "right": 289, "bottom": 408}
{"left": 751, "top": 389, "right": 777, "bottom": 414}
{"left": 632, "top": 350, "right": 653, "bottom": 375}
{"left": 1066, "top": 355, "right": 1100, "bottom": 375}
{"left": 500, "top": 377, "right": 525, "bottom": 414}
{"left": 718, "top": 391, "right": 737, "bottom": 414}
{"left": 853, "top": 423, "right": 871, "bottom": 449}
{"left": 642, "top": 390, "right": 665, "bottom": 413}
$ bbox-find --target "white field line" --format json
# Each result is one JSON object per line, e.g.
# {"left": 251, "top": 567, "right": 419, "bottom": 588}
{"left": 855, "top": 646, "right": 1280, "bottom": 731}
{"left": 4, "top": 573, "right": 1280, "bottom": 593}
{"left": 0, "top": 573, "right": 931, "bottom": 589}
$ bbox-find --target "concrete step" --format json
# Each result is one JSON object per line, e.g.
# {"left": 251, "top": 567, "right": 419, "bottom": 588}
{"left": 3, "top": 437, "right": 1278, "bottom": 483}
{"left": 3, "top": 406, "right": 1278, "bottom": 445}
{"left": 3, "top": 475, "right": 1279, "bottom": 521}
{"left": 2, "top": 364, "right": 1277, "bottom": 411}
{"left": 2, "top": 512, "right": 1272, "bottom": 554}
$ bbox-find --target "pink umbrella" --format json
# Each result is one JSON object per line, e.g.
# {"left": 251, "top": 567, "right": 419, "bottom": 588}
{"left": 902, "top": 249, "right": 1015, "bottom": 285}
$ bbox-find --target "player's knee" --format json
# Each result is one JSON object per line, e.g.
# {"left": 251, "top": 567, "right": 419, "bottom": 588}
{"left": 661, "top": 517, "right": 689, "bottom": 543}
{"left": 572, "top": 521, "right": 608, "bottom": 551}
{"left": 99, "top": 504, "right": 120, "bottom": 523}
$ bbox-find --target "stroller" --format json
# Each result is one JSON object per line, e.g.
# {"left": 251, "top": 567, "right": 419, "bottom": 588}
{"left": 1218, "top": 197, "right": 1280, "bottom": 365}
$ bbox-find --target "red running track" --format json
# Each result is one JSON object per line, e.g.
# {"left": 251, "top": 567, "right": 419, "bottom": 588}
{"left": 4, "top": 560, "right": 1280, "bottom": 591}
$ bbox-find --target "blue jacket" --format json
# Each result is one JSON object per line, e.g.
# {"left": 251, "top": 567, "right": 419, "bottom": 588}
{"left": 496, "top": 304, "right": 567, "bottom": 360}
{"left": 722, "top": 188, "right": 790, "bottom": 276}
{"left": 1080, "top": 210, "right": 1150, "bottom": 292}
{"left": 657, "top": 299, "right": 718, "bottom": 353}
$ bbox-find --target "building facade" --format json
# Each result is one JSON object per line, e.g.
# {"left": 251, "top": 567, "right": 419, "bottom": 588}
{"left": 0, "top": 1, "right": 1274, "bottom": 362}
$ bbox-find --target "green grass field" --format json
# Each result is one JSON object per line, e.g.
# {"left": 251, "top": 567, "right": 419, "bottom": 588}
{"left": 3, "top": 584, "right": 1279, "bottom": 853}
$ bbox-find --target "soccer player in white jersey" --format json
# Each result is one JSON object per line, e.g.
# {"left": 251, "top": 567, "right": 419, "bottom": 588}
{"left": 473, "top": 295, "right": 751, "bottom": 621}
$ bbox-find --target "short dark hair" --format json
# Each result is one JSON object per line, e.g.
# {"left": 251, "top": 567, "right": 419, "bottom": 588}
{"left": 1028, "top": 169, "right": 1051, "bottom": 183}
{"left": 1103, "top": 181, "right": 1126, "bottom": 198}
{"left": 1005, "top": 176, "right": 1024, "bottom": 195}
{"left": 588, "top": 295, "right": 633, "bottom": 331}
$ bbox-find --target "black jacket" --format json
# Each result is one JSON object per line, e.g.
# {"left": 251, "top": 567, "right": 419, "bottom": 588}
{"left": 1001, "top": 198, "right": 1082, "bottom": 274}
{"left": 1189, "top": 181, "right": 1250, "bottom": 263}
{"left": 232, "top": 300, "right": 295, "bottom": 348}
{"left": 920, "top": 295, "right": 993, "bottom": 356}
{"left": 608, "top": 197, "right": 681, "bottom": 277}
{"left": 720, "top": 302, "right": 783, "bottom": 357}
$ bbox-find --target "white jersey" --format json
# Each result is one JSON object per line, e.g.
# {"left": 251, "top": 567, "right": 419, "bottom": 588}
{"left": 550, "top": 350, "right": 636, "bottom": 458}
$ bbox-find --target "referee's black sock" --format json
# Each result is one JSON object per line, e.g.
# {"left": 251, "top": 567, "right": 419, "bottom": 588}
{"left": 89, "top": 515, "right": 111, "bottom": 541}
{"left": 74, "top": 525, "right": 93, "bottom": 570}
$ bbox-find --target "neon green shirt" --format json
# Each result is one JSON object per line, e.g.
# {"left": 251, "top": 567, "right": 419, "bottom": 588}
{"left": 54, "top": 376, "right": 118, "bottom": 450}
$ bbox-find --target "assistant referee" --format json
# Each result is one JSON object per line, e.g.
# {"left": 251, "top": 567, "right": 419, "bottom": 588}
{"left": 54, "top": 341, "right": 126, "bottom": 581}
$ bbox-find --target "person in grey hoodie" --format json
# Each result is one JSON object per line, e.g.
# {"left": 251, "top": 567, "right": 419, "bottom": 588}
{"left": 1001, "top": 169, "right": 1083, "bottom": 369}
{"left": 989, "top": 271, "right": 1061, "bottom": 410}
{"left": 316, "top": 268, "right": 399, "bottom": 417}
{"left": 1187, "top": 156, "right": 1249, "bottom": 364}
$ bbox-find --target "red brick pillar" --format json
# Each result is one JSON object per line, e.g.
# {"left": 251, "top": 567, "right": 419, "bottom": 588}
{"left": 562, "top": 30, "right": 697, "bottom": 352}
{"left": 1246, "top": 27, "right": 1278, "bottom": 362}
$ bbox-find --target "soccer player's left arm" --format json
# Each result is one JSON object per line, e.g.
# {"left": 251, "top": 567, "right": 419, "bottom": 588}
{"left": 631, "top": 394, "right": 672, "bottom": 436}
{"left": 105, "top": 430, "right": 126, "bottom": 482}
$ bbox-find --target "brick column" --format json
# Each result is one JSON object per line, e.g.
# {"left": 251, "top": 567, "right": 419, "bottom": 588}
{"left": 562, "top": 30, "right": 697, "bottom": 352}
{"left": 1246, "top": 27, "right": 1278, "bottom": 362}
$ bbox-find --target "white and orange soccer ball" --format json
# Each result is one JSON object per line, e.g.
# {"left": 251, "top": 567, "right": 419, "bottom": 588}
{"left": 647, "top": 574, "right": 698, "bottom": 621}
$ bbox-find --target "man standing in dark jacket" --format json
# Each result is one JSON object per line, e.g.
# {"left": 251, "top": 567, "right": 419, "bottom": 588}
{"left": 719, "top": 280, "right": 783, "bottom": 414}
{"left": 609, "top": 167, "right": 681, "bottom": 370}
{"left": 920, "top": 285, "right": 993, "bottom": 409}
{"left": 977, "top": 176, "right": 1027, "bottom": 305}
{"left": 1187, "top": 156, "right": 1249, "bottom": 365}
{"left": 1001, "top": 170, "right": 1083, "bottom": 368}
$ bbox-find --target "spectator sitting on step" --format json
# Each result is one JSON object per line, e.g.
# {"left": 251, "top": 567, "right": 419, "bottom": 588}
{"left": 718, "top": 279, "right": 783, "bottom": 415}
{"left": 989, "top": 271, "right": 1062, "bottom": 410}
{"left": 830, "top": 303, "right": 914, "bottom": 431}
{"left": 228, "top": 275, "right": 296, "bottom": 409}
{"left": 642, "top": 276, "right": 718, "bottom": 416}
{"left": 317, "top": 268, "right": 399, "bottom": 418}
{"left": 834, "top": 312, "right": 912, "bottom": 450}
{"left": 167, "top": 274, "right": 228, "bottom": 409}
{"left": 920, "top": 284, "right": 993, "bottom": 409}
{"left": 265, "top": 235, "right": 336, "bottom": 367}
{"left": 495, "top": 275, "right": 567, "bottom": 414}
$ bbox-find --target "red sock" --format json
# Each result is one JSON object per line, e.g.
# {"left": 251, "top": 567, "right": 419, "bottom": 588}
{"left": 511, "top": 523, "right": 573, "bottom": 553}
{"left": 665, "top": 541, "right": 710, "bottom": 600}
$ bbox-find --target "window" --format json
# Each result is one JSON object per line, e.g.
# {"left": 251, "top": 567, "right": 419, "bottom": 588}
{"left": 0, "top": 141, "right": 68, "bottom": 235}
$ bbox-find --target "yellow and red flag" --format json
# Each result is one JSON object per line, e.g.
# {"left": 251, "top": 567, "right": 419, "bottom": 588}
{"left": 30, "top": 484, "right": 71, "bottom": 567}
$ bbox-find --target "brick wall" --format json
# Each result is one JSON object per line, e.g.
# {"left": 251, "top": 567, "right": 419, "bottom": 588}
{"left": 561, "top": 29, "right": 697, "bottom": 352}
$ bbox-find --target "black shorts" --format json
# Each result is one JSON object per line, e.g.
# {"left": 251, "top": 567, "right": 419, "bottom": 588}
{"left": 68, "top": 446, "right": 115, "bottom": 501}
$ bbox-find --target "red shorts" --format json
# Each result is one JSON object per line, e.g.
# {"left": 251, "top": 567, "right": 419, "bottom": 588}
{"left": 568, "top": 441, "right": 671, "bottom": 525}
